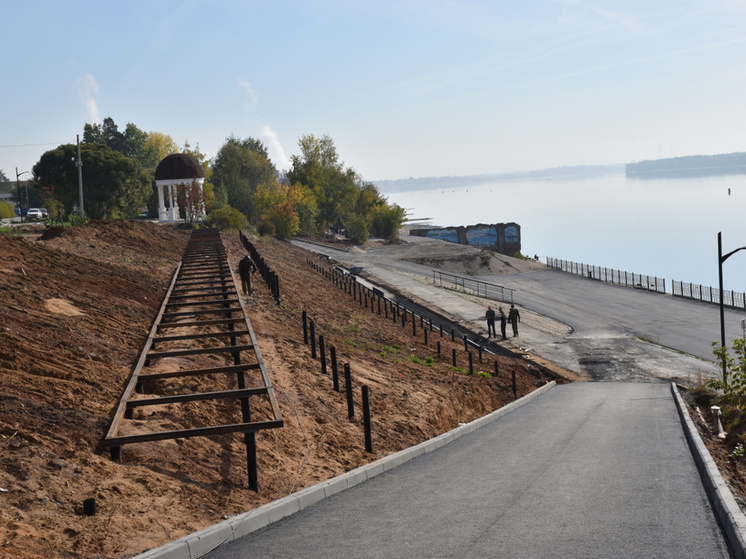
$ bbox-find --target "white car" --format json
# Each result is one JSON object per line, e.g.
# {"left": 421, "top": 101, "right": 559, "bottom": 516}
{"left": 26, "top": 208, "right": 43, "bottom": 219}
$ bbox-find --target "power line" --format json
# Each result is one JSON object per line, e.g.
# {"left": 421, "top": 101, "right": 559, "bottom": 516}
{"left": 0, "top": 142, "right": 67, "bottom": 148}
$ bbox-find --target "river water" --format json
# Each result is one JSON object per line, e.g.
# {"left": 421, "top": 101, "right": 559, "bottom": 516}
{"left": 379, "top": 170, "right": 746, "bottom": 292}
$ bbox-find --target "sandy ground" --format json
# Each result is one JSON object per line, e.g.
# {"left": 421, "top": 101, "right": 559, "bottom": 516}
{"left": 0, "top": 222, "right": 562, "bottom": 559}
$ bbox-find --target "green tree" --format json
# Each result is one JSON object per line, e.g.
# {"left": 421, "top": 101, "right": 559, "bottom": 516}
{"left": 288, "top": 134, "right": 358, "bottom": 231}
{"left": 33, "top": 143, "right": 152, "bottom": 219}
{"left": 369, "top": 202, "right": 406, "bottom": 241}
{"left": 210, "top": 136, "right": 276, "bottom": 223}
{"left": 346, "top": 215, "right": 369, "bottom": 244}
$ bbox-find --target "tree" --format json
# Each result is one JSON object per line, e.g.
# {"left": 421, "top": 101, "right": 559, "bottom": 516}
{"left": 369, "top": 202, "right": 406, "bottom": 241}
{"left": 210, "top": 136, "right": 276, "bottom": 223}
{"left": 146, "top": 132, "right": 179, "bottom": 168}
{"left": 33, "top": 143, "right": 152, "bottom": 219}
{"left": 288, "top": 134, "right": 358, "bottom": 231}
{"left": 255, "top": 180, "right": 317, "bottom": 239}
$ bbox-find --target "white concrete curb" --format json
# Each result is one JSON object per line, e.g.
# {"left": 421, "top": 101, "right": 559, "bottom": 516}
{"left": 671, "top": 382, "right": 746, "bottom": 559}
{"left": 134, "top": 381, "right": 557, "bottom": 558}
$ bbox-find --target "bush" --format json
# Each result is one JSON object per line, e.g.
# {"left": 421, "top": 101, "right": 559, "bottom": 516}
{"left": 256, "top": 219, "right": 275, "bottom": 237}
{"left": 206, "top": 206, "right": 247, "bottom": 231}
{"left": 0, "top": 201, "right": 15, "bottom": 219}
{"left": 347, "top": 215, "right": 368, "bottom": 244}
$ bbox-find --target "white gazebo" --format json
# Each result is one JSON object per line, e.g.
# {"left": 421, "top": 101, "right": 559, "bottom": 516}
{"left": 154, "top": 153, "right": 205, "bottom": 223}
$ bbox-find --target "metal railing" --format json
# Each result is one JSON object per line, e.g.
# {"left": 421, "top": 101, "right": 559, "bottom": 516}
{"left": 432, "top": 270, "right": 514, "bottom": 303}
{"left": 672, "top": 280, "right": 746, "bottom": 310}
{"left": 546, "top": 257, "right": 666, "bottom": 294}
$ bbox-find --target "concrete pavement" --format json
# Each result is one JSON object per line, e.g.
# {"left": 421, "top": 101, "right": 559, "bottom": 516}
{"left": 203, "top": 383, "right": 730, "bottom": 559}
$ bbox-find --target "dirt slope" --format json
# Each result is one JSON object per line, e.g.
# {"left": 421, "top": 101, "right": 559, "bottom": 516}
{"left": 0, "top": 222, "right": 561, "bottom": 559}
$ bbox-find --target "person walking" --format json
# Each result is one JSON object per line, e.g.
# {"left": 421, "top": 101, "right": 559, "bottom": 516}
{"left": 485, "top": 306, "right": 497, "bottom": 338}
{"left": 498, "top": 307, "right": 507, "bottom": 339}
{"left": 508, "top": 304, "right": 520, "bottom": 337}
{"left": 238, "top": 255, "right": 256, "bottom": 295}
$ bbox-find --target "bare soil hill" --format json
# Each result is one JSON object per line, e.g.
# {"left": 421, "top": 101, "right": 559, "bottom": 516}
{"left": 0, "top": 222, "right": 562, "bottom": 559}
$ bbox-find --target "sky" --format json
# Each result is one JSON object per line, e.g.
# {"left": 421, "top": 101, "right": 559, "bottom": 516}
{"left": 3, "top": 0, "right": 746, "bottom": 182}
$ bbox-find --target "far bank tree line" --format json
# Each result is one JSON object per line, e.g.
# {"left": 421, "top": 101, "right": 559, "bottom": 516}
{"left": 7, "top": 117, "right": 404, "bottom": 242}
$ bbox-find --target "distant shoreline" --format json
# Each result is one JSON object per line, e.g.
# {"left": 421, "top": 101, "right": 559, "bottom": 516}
{"left": 375, "top": 152, "right": 746, "bottom": 193}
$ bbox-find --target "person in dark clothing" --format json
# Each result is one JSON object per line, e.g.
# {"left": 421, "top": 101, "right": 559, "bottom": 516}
{"left": 498, "top": 307, "right": 507, "bottom": 339}
{"left": 485, "top": 306, "right": 497, "bottom": 338}
{"left": 238, "top": 255, "right": 256, "bottom": 295}
{"left": 508, "top": 304, "right": 520, "bottom": 337}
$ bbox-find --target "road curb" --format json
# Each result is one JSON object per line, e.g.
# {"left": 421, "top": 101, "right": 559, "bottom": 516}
{"left": 134, "top": 381, "right": 557, "bottom": 558}
{"left": 671, "top": 382, "right": 746, "bottom": 559}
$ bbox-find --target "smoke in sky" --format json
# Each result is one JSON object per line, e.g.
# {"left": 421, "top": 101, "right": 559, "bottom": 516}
{"left": 237, "top": 80, "right": 258, "bottom": 109}
{"left": 259, "top": 125, "right": 291, "bottom": 170}
{"left": 78, "top": 74, "right": 100, "bottom": 123}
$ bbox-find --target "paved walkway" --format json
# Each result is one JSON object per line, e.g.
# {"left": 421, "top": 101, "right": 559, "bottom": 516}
{"left": 137, "top": 237, "right": 741, "bottom": 558}
{"left": 206, "top": 383, "right": 729, "bottom": 558}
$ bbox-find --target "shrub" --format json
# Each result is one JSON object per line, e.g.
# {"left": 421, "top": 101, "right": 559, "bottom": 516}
{"left": 207, "top": 206, "right": 248, "bottom": 231}
{"left": 347, "top": 215, "right": 368, "bottom": 244}
{"left": 0, "top": 201, "right": 15, "bottom": 219}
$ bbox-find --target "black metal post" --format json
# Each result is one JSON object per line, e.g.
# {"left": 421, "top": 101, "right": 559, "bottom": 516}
{"left": 345, "top": 363, "right": 355, "bottom": 420}
{"left": 331, "top": 346, "right": 340, "bottom": 392}
{"left": 302, "top": 311, "right": 308, "bottom": 345}
{"left": 362, "top": 385, "right": 372, "bottom": 453}
{"left": 310, "top": 320, "right": 316, "bottom": 359}
{"left": 319, "top": 335, "right": 327, "bottom": 375}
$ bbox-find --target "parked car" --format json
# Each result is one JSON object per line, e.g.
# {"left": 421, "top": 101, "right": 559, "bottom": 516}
{"left": 26, "top": 208, "right": 43, "bottom": 220}
{"left": 40, "top": 208, "right": 48, "bottom": 218}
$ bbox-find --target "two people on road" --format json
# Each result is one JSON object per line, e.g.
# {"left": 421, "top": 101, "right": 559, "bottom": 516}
{"left": 238, "top": 255, "right": 256, "bottom": 295}
{"left": 486, "top": 305, "right": 510, "bottom": 340}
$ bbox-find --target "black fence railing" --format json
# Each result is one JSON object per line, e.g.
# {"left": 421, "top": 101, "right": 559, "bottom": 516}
{"left": 672, "top": 280, "right": 746, "bottom": 310}
{"left": 546, "top": 258, "right": 666, "bottom": 294}
{"left": 432, "top": 270, "right": 514, "bottom": 303}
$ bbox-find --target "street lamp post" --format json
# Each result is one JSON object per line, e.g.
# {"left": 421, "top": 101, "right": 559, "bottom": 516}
{"left": 15, "top": 167, "right": 29, "bottom": 223}
{"left": 718, "top": 231, "right": 746, "bottom": 383}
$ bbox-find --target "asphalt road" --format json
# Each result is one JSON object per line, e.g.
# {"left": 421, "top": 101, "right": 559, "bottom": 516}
{"left": 292, "top": 237, "right": 732, "bottom": 383}
{"left": 205, "top": 383, "right": 729, "bottom": 559}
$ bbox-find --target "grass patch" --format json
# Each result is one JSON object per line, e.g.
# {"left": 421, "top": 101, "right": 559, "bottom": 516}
{"left": 410, "top": 354, "right": 434, "bottom": 367}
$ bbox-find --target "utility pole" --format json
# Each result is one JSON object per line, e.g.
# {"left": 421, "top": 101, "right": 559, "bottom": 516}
{"left": 15, "top": 167, "right": 29, "bottom": 223}
{"left": 76, "top": 135, "right": 84, "bottom": 217}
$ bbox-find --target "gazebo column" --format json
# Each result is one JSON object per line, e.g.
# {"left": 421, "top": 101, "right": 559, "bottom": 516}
{"left": 169, "top": 184, "right": 178, "bottom": 221}
{"left": 157, "top": 184, "right": 167, "bottom": 222}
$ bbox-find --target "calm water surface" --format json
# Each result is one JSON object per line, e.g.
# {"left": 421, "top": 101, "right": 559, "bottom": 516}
{"left": 381, "top": 172, "right": 746, "bottom": 292}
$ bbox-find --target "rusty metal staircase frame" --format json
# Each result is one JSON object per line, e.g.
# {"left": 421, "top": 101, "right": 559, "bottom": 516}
{"left": 102, "top": 228, "right": 283, "bottom": 491}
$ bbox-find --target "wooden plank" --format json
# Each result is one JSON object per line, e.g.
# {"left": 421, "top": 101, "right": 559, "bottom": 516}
{"left": 138, "top": 363, "right": 260, "bottom": 381}
{"left": 102, "top": 419, "right": 285, "bottom": 446}
{"left": 147, "top": 344, "right": 254, "bottom": 359}
{"left": 161, "top": 307, "right": 241, "bottom": 318}
{"left": 165, "top": 298, "right": 240, "bottom": 308}
{"left": 126, "top": 387, "right": 268, "bottom": 408}
{"left": 156, "top": 317, "right": 245, "bottom": 329}
{"left": 153, "top": 330, "right": 252, "bottom": 343}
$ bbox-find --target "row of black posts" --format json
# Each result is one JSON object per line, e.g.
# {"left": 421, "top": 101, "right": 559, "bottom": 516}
{"left": 239, "top": 231, "right": 280, "bottom": 302}
{"left": 302, "top": 311, "right": 374, "bottom": 453}
{"left": 306, "top": 258, "right": 517, "bottom": 397}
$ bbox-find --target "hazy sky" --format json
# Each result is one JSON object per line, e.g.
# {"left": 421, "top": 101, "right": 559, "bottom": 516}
{"left": 3, "top": 1, "right": 746, "bottom": 181}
